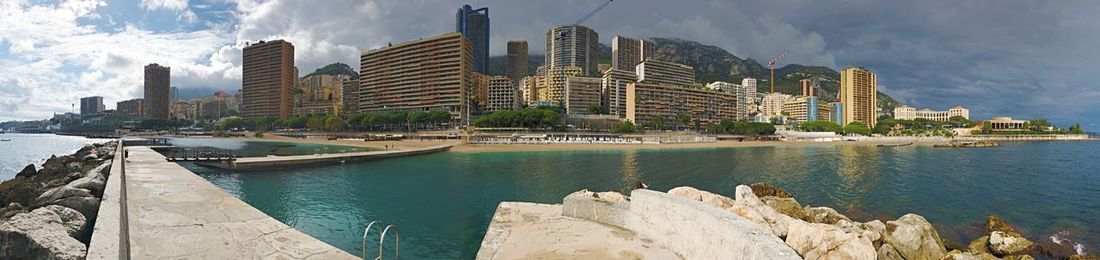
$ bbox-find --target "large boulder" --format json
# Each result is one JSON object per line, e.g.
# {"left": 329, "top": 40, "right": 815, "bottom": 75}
{"left": 32, "top": 186, "right": 100, "bottom": 220}
{"left": 862, "top": 220, "right": 887, "bottom": 247}
{"left": 750, "top": 182, "right": 792, "bottom": 198}
{"left": 0, "top": 207, "right": 87, "bottom": 259}
{"left": 0, "top": 202, "right": 28, "bottom": 220}
{"left": 884, "top": 213, "right": 947, "bottom": 260}
{"left": 986, "top": 215, "right": 1023, "bottom": 237}
{"left": 762, "top": 196, "right": 805, "bottom": 220}
{"left": 877, "top": 244, "right": 905, "bottom": 260}
{"left": 968, "top": 235, "right": 991, "bottom": 254}
{"left": 65, "top": 164, "right": 107, "bottom": 196}
{"left": 989, "top": 231, "right": 1033, "bottom": 256}
{"left": 668, "top": 186, "right": 734, "bottom": 208}
{"left": 731, "top": 185, "right": 798, "bottom": 237}
{"left": 943, "top": 251, "right": 1000, "bottom": 260}
{"left": 16, "top": 164, "right": 37, "bottom": 178}
{"left": 805, "top": 206, "right": 852, "bottom": 224}
{"left": 38, "top": 205, "right": 87, "bottom": 238}
{"left": 785, "top": 221, "right": 876, "bottom": 260}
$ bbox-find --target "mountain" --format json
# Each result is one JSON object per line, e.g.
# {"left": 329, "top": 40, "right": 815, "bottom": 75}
{"left": 304, "top": 63, "right": 359, "bottom": 79}
{"left": 487, "top": 38, "right": 899, "bottom": 115}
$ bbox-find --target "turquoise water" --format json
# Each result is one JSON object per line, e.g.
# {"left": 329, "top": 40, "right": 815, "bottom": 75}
{"left": 164, "top": 138, "right": 374, "bottom": 157}
{"left": 0, "top": 133, "right": 111, "bottom": 181}
{"left": 182, "top": 142, "right": 1100, "bottom": 259}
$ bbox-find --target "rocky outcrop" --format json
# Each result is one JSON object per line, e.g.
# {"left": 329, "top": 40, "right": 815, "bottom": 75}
{"left": 877, "top": 244, "right": 905, "bottom": 260}
{"left": 784, "top": 220, "right": 876, "bottom": 259}
{"left": 668, "top": 186, "right": 735, "bottom": 208}
{"left": 884, "top": 213, "right": 948, "bottom": 260}
{"left": 17, "top": 164, "right": 37, "bottom": 178}
{"left": 990, "top": 231, "right": 1033, "bottom": 256}
{"left": 0, "top": 206, "right": 88, "bottom": 259}
{"left": 762, "top": 196, "right": 805, "bottom": 220}
{"left": 805, "top": 206, "right": 852, "bottom": 225}
{"left": 750, "top": 182, "right": 792, "bottom": 198}
{"left": 731, "top": 185, "right": 799, "bottom": 237}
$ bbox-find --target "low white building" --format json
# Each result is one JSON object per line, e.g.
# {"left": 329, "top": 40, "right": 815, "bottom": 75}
{"left": 894, "top": 105, "right": 969, "bottom": 121}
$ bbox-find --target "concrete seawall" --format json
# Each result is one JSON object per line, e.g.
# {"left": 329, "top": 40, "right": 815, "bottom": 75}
{"left": 202, "top": 144, "right": 452, "bottom": 171}
{"left": 86, "top": 142, "right": 128, "bottom": 259}
{"left": 122, "top": 146, "right": 357, "bottom": 259}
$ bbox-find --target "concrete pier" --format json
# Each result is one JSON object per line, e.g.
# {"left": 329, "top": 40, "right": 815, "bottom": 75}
{"left": 123, "top": 146, "right": 357, "bottom": 259}
{"left": 203, "top": 144, "right": 452, "bottom": 171}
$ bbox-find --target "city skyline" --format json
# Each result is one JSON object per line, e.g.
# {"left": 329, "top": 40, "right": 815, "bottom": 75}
{"left": 0, "top": 0, "right": 1098, "bottom": 128}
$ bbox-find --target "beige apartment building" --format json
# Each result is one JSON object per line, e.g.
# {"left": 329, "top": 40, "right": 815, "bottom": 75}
{"left": 800, "top": 79, "right": 816, "bottom": 97}
{"left": 294, "top": 74, "right": 345, "bottom": 116}
{"left": 782, "top": 96, "right": 831, "bottom": 123}
{"left": 626, "top": 82, "right": 737, "bottom": 128}
{"left": 636, "top": 59, "right": 695, "bottom": 87}
{"left": 839, "top": 67, "right": 877, "bottom": 127}
{"left": 519, "top": 76, "right": 538, "bottom": 106}
{"left": 761, "top": 92, "right": 792, "bottom": 118}
{"left": 486, "top": 76, "right": 518, "bottom": 112}
{"left": 537, "top": 66, "right": 583, "bottom": 105}
{"left": 602, "top": 68, "right": 638, "bottom": 118}
{"left": 359, "top": 32, "right": 474, "bottom": 123}
{"left": 611, "top": 35, "right": 655, "bottom": 72}
{"left": 242, "top": 40, "right": 295, "bottom": 118}
{"left": 564, "top": 76, "right": 602, "bottom": 115}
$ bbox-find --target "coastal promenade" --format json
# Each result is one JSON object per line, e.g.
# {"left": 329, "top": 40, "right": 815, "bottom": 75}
{"left": 202, "top": 144, "right": 452, "bottom": 170}
{"left": 122, "top": 146, "right": 357, "bottom": 259}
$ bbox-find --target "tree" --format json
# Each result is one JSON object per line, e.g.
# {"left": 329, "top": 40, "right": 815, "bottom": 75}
{"left": 1029, "top": 120, "right": 1052, "bottom": 132}
{"left": 306, "top": 118, "right": 324, "bottom": 130}
{"left": 674, "top": 113, "right": 691, "bottom": 130}
{"left": 651, "top": 117, "right": 665, "bottom": 130}
{"left": 1069, "top": 123, "right": 1085, "bottom": 134}
{"left": 587, "top": 105, "right": 609, "bottom": 115}
{"left": 949, "top": 115, "right": 973, "bottom": 127}
{"left": 843, "top": 122, "right": 872, "bottom": 136}
{"left": 981, "top": 121, "right": 993, "bottom": 134}
{"left": 800, "top": 120, "right": 842, "bottom": 133}
{"left": 613, "top": 121, "right": 637, "bottom": 133}
{"left": 324, "top": 116, "right": 347, "bottom": 132}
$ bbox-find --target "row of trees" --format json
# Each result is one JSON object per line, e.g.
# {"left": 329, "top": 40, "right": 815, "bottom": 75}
{"left": 797, "top": 120, "right": 874, "bottom": 136}
{"left": 214, "top": 110, "right": 455, "bottom": 132}
{"left": 712, "top": 120, "right": 777, "bottom": 136}
{"left": 472, "top": 108, "right": 562, "bottom": 129}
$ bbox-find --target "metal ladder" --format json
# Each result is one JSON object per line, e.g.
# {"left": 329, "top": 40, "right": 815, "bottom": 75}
{"left": 361, "top": 221, "right": 400, "bottom": 260}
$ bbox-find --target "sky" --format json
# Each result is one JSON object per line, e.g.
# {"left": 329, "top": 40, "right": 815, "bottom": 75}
{"left": 0, "top": 0, "right": 1097, "bottom": 128}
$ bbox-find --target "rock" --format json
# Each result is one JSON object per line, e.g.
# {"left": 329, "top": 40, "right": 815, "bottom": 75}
{"left": 750, "top": 182, "right": 792, "bottom": 198}
{"left": 1003, "top": 255, "right": 1035, "bottom": 260}
{"left": 968, "top": 235, "right": 991, "bottom": 254}
{"left": 785, "top": 220, "right": 876, "bottom": 260}
{"left": 989, "top": 231, "right": 1033, "bottom": 256}
{"left": 863, "top": 220, "right": 887, "bottom": 247}
{"left": 52, "top": 196, "right": 99, "bottom": 222}
{"left": 0, "top": 202, "right": 28, "bottom": 220}
{"left": 16, "top": 164, "right": 37, "bottom": 178}
{"left": 884, "top": 213, "right": 947, "bottom": 260}
{"left": 33, "top": 186, "right": 92, "bottom": 207}
{"left": 66, "top": 166, "right": 106, "bottom": 196}
{"left": 732, "top": 185, "right": 798, "bottom": 237}
{"left": 987, "top": 215, "right": 1023, "bottom": 237}
{"left": 567, "top": 189, "right": 628, "bottom": 203}
{"left": 762, "top": 196, "right": 805, "bottom": 220}
{"left": 82, "top": 152, "right": 98, "bottom": 162}
{"left": 668, "top": 186, "right": 734, "bottom": 209}
{"left": 877, "top": 243, "right": 904, "bottom": 260}
{"left": 38, "top": 205, "right": 86, "bottom": 238}
{"left": 1069, "top": 255, "right": 1100, "bottom": 260}
{"left": 943, "top": 251, "right": 1000, "bottom": 260}
{"left": 0, "top": 177, "right": 43, "bottom": 207}
{"left": 805, "top": 206, "right": 852, "bottom": 224}
{"left": 0, "top": 207, "right": 88, "bottom": 259}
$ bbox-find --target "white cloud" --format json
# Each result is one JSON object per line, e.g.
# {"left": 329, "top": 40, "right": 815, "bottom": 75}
{"left": 140, "top": 0, "right": 188, "bottom": 11}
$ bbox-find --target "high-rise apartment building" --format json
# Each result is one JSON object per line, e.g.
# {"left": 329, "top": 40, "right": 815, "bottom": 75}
{"left": 143, "top": 63, "right": 170, "bottom": 119}
{"left": 457, "top": 5, "right": 489, "bottom": 74}
{"left": 506, "top": 41, "right": 528, "bottom": 86}
{"left": 242, "top": 40, "right": 295, "bottom": 119}
{"left": 705, "top": 81, "right": 751, "bottom": 121}
{"left": 519, "top": 76, "right": 538, "bottom": 106}
{"left": 800, "top": 79, "right": 815, "bottom": 97}
{"left": 894, "top": 105, "right": 969, "bottom": 122}
{"left": 341, "top": 77, "right": 359, "bottom": 114}
{"left": 79, "top": 96, "right": 105, "bottom": 116}
{"left": 170, "top": 86, "right": 180, "bottom": 101}
{"left": 486, "top": 76, "right": 518, "bottom": 112}
{"left": 116, "top": 98, "right": 143, "bottom": 116}
{"left": 839, "top": 67, "right": 877, "bottom": 127}
{"left": 761, "top": 92, "right": 792, "bottom": 118}
{"left": 602, "top": 69, "right": 638, "bottom": 118}
{"left": 564, "top": 76, "right": 602, "bottom": 115}
{"left": 636, "top": 59, "right": 695, "bottom": 87}
{"left": 546, "top": 25, "right": 599, "bottom": 77}
{"left": 360, "top": 33, "right": 474, "bottom": 123}
{"left": 538, "top": 66, "right": 584, "bottom": 105}
{"left": 831, "top": 102, "right": 844, "bottom": 124}
{"left": 611, "top": 35, "right": 655, "bottom": 72}
{"left": 626, "top": 82, "right": 737, "bottom": 128}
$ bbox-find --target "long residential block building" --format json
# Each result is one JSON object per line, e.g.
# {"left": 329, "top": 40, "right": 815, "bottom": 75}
{"left": 80, "top": 96, "right": 105, "bottom": 116}
{"left": 116, "top": 98, "right": 143, "bottom": 116}
{"left": 242, "top": 40, "right": 295, "bottom": 118}
{"left": 894, "top": 105, "right": 969, "bottom": 121}
{"left": 537, "top": 66, "right": 583, "bottom": 105}
{"left": 564, "top": 76, "right": 602, "bottom": 115}
{"left": 782, "top": 96, "right": 832, "bottom": 123}
{"left": 839, "top": 67, "right": 877, "bottom": 128}
{"left": 486, "top": 76, "right": 518, "bottom": 112}
{"left": 359, "top": 32, "right": 474, "bottom": 123}
{"left": 705, "top": 81, "right": 753, "bottom": 121}
{"left": 144, "top": 63, "right": 170, "bottom": 119}
{"left": 636, "top": 59, "right": 695, "bottom": 87}
{"left": 602, "top": 68, "right": 638, "bottom": 118}
{"left": 626, "top": 82, "right": 737, "bottom": 128}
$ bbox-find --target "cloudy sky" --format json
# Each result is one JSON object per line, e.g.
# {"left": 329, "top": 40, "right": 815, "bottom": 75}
{"left": 1, "top": 0, "right": 1097, "bottom": 128}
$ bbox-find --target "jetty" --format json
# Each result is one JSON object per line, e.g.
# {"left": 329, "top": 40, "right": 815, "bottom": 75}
{"left": 200, "top": 144, "right": 453, "bottom": 171}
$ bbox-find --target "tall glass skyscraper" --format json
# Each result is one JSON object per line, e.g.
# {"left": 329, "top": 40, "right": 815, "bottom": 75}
{"left": 456, "top": 4, "right": 489, "bottom": 74}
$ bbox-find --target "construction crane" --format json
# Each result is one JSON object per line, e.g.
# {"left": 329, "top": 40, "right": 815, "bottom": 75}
{"left": 556, "top": 0, "right": 614, "bottom": 41}
{"left": 768, "top": 52, "right": 788, "bottom": 93}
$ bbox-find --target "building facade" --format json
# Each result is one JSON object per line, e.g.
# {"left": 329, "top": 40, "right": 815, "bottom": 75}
{"left": 242, "top": 40, "right": 295, "bottom": 119}
{"left": 635, "top": 59, "right": 695, "bottom": 87}
{"left": 144, "top": 63, "right": 170, "bottom": 119}
{"left": 705, "top": 81, "right": 751, "bottom": 121}
{"left": 602, "top": 69, "right": 638, "bottom": 118}
{"left": 545, "top": 25, "right": 600, "bottom": 77}
{"left": 169, "top": 100, "right": 192, "bottom": 120}
{"left": 800, "top": 79, "right": 816, "bottom": 97}
{"left": 760, "top": 92, "right": 792, "bottom": 118}
{"left": 894, "top": 105, "right": 969, "bottom": 122}
{"left": 831, "top": 102, "right": 844, "bottom": 124}
{"left": 783, "top": 96, "right": 831, "bottom": 124}
{"left": 537, "top": 66, "right": 583, "bottom": 105}
{"left": 839, "top": 67, "right": 877, "bottom": 128}
{"left": 359, "top": 33, "right": 474, "bottom": 123}
{"left": 116, "top": 98, "right": 143, "bottom": 116}
{"left": 626, "top": 82, "right": 737, "bottom": 128}
{"left": 519, "top": 76, "right": 538, "bottom": 106}
{"left": 341, "top": 77, "right": 359, "bottom": 114}
{"left": 485, "top": 76, "right": 518, "bottom": 112}
{"left": 611, "top": 35, "right": 655, "bottom": 72}
{"left": 986, "top": 117, "right": 1027, "bottom": 131}
{"left": 506, "top": 41, "right": 528, "bottom": 87}
{"left": 564, "top": 76, "right": 602, "bottom": 115}
{"left": 80, "top": 96, "right": 105, "bottom": 116}
{"left": 456, "top": 5, "right": 489, "bottom": 74}
{"left": 294, "top": 74, "right": 344, "bottom": 116}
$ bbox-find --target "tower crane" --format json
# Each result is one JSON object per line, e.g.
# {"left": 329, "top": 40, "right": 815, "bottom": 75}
{"left": 768, "top": 52, "right": 788, "bottom": 93}
{"left": 555, "top": 0, "right": 614, "bottom": 42}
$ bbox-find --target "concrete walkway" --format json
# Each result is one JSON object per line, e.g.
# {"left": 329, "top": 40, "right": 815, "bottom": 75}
{"left": 124, "top": 146, "right": 358, "bottom": 259}
{"left": 476, "top": 202, "right": 681, "bottom": 260}
{"left": 205, "top": 144, "right": 452, "bottom": 171}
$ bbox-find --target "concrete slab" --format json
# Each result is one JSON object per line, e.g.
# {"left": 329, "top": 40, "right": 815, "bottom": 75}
{"left": 124, "top": 146, "right": 357, "bottom": 259}
{"left": 204, "top": 144, "right": 452, "bottom": 171}
{"left": 476, "top": 202, "right": 681, "bottom": 260}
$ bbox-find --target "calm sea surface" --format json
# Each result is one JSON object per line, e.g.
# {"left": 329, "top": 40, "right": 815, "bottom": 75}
{"left": 0, "top": 133, "right": 111, "bottom": 181}
{"left": 179, "top": 141, "right": 1096, "bottom": 258}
